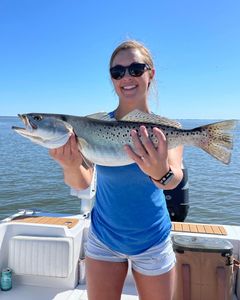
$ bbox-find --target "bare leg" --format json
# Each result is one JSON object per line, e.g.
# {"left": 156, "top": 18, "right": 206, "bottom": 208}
{"left": 86, "top": 256, "right": 128, "bottom": 300}
{"left": 132, "top": 266, "right": 176, "bottom": 300}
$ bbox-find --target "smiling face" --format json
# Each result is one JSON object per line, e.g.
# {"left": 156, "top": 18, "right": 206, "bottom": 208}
{"left": 110, "top": 48, "right": 155, "bottom": 116}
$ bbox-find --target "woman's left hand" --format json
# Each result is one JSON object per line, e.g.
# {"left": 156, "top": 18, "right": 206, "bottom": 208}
{"left": 124, "top": 126, "right": 170, "bottom": 180}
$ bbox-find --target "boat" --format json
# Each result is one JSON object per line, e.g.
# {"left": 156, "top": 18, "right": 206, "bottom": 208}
{"left": 0, "top": 207, "right": 239, "bottom": 300}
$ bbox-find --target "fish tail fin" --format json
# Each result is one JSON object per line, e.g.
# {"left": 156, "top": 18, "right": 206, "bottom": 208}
{"left": 196, "top": 120, "right": 238, "bottom": 164}
{"left": 200, "top": 142, "right": 232, "bottom": 165}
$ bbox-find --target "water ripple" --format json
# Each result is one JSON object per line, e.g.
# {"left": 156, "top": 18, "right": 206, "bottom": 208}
{"left": 0, "top": 117, "right": 239, "bottom": 224}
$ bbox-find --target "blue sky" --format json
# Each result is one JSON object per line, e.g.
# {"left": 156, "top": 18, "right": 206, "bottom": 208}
{"left": 0, "top": 0, "right": 239, "bottom": 119}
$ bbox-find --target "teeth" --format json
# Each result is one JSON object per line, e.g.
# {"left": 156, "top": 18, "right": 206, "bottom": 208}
{"left": 122, "top": 85, "right": 137, "bottom": 90}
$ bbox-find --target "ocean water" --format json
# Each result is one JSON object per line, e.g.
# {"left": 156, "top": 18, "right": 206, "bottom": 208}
{"left": 0, "top": 117, "right": 239, "bottom": 225}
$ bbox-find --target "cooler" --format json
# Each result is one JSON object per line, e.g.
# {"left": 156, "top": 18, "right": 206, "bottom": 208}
{"left": 172, "top": 235, "right": 235, "bottom": 300}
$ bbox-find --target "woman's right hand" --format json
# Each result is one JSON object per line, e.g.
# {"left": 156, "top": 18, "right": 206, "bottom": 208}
{"left": 49, "top": 134, "right": 83, "bottom": 171}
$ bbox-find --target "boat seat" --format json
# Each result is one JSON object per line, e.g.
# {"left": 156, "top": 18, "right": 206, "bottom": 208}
{"left": 8, "top": 235, "right": 73, "bottom": 278}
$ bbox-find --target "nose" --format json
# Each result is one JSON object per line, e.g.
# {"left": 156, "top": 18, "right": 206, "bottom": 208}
{"left": 122, "top": 68, "right": 132, "bottom": 79}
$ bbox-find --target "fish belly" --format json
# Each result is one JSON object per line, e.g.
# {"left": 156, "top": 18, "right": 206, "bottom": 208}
{"left": 80, "top": 143, "right": 134, "bottom": 166}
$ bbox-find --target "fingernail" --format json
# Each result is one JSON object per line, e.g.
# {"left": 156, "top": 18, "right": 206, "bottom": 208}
{"left": 130, "top": 130, "right": 136, "bottom": 136}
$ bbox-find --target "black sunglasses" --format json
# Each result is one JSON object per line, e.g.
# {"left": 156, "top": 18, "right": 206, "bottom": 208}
{"left": 110, "top": 63, "right": 151, "bottom": 80}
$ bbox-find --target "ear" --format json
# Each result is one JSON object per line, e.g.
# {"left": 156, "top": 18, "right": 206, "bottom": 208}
{"left": 150, "top": 68, "right": 155, "bottom": 80}
{"left": 148, "top": 69, "right": 155, "bottom": 88}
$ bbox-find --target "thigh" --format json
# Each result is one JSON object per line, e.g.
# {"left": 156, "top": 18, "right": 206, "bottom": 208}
{"left": 131, "top": 236, "right": 176, "bottom": 276}
{"left": 132, "top": 266, "right": 176, "bottom": 300}
{"left": 86, "top": 256, "right": 128, "bottom": 300}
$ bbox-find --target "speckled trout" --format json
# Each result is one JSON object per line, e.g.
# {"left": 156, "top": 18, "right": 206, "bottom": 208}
{"left": 12, "top": 110, "right": 237, "bottom": 166}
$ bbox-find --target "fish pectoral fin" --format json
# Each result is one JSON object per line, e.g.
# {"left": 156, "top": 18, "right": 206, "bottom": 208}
{"left": 120, "top": 109, "right": 182, "bottom": 128}
{"left": 77, "top": 137, "right": 93, "bottom": 169}
{"left": 81, "top": 155, "right": 94, "bottom": 169}
{"left": 85, "top": 112, "right": 112, "bottom": 121}
{"left": 77, "top": 137, "right": 88, "bottom": 150}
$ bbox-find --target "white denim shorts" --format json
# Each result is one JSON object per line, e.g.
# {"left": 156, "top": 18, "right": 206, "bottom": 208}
{"left": 85, "top": 227, "right": 176, "bottom": 276}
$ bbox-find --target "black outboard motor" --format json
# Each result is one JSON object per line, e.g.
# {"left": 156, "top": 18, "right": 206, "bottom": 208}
{"left": 164, "top": 163, "right": 189, "bottom": 222}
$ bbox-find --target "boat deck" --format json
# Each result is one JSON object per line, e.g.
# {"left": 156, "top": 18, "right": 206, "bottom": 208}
{"left": 0, "top": 283, "right": 138, "bottom": 300}
{"left": 0, "top": 214, "right": 239, "bottom": 300}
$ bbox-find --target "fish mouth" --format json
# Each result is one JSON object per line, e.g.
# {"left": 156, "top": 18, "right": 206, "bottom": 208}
{"left": 19, "top": 114, "right": 38, "bottom": 129}
{"left": 12, "top": 114, "right": 37, "bottom": 134}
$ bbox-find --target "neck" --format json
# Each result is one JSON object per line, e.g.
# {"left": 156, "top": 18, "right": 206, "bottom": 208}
{"left": 114, "top": 101, "right": 150, "bottom": 120}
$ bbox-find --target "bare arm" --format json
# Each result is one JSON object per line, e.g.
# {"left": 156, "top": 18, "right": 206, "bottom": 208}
{"left": 49, "top": 134, "right": 93, "bottom": 190}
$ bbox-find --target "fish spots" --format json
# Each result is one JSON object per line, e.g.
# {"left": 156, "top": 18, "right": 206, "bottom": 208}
{"left": 94, "top": 124, "right": 133, "bottom": 144}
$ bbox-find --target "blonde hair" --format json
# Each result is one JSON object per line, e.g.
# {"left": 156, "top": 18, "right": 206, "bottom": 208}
{"left": 109, "top": 40, "right": 154, "bottom": 71}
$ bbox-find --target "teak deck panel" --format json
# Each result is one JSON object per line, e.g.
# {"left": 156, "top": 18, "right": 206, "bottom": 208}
{"left": 172, "top": 222, "right": 227, "bottom": 235}
{"left": 11, "top": 217, "right": 227, "bottom": 235}
{"left": 11, "top": 216, "right": 79, "bottom": 229}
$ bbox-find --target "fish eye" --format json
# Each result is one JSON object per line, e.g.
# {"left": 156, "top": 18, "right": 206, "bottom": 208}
{"left": 33, "top": 115, "right": 43, "bottom": 121}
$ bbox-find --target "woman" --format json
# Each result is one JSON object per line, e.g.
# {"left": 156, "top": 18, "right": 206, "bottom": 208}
{"left": 50, "top": 40, "right": 183, "bottom": 300}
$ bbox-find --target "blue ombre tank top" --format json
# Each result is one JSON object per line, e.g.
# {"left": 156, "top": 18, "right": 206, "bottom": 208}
{"left": 91, "top": 112, "right": 171, "bottom": 255}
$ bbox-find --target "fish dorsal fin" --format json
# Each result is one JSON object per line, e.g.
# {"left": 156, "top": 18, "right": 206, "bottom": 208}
{"left": 86, "top": 112, "right": 113, "bottom": 121}
{"left": 120, "top": 109, "right": 181, "bottom": 128}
